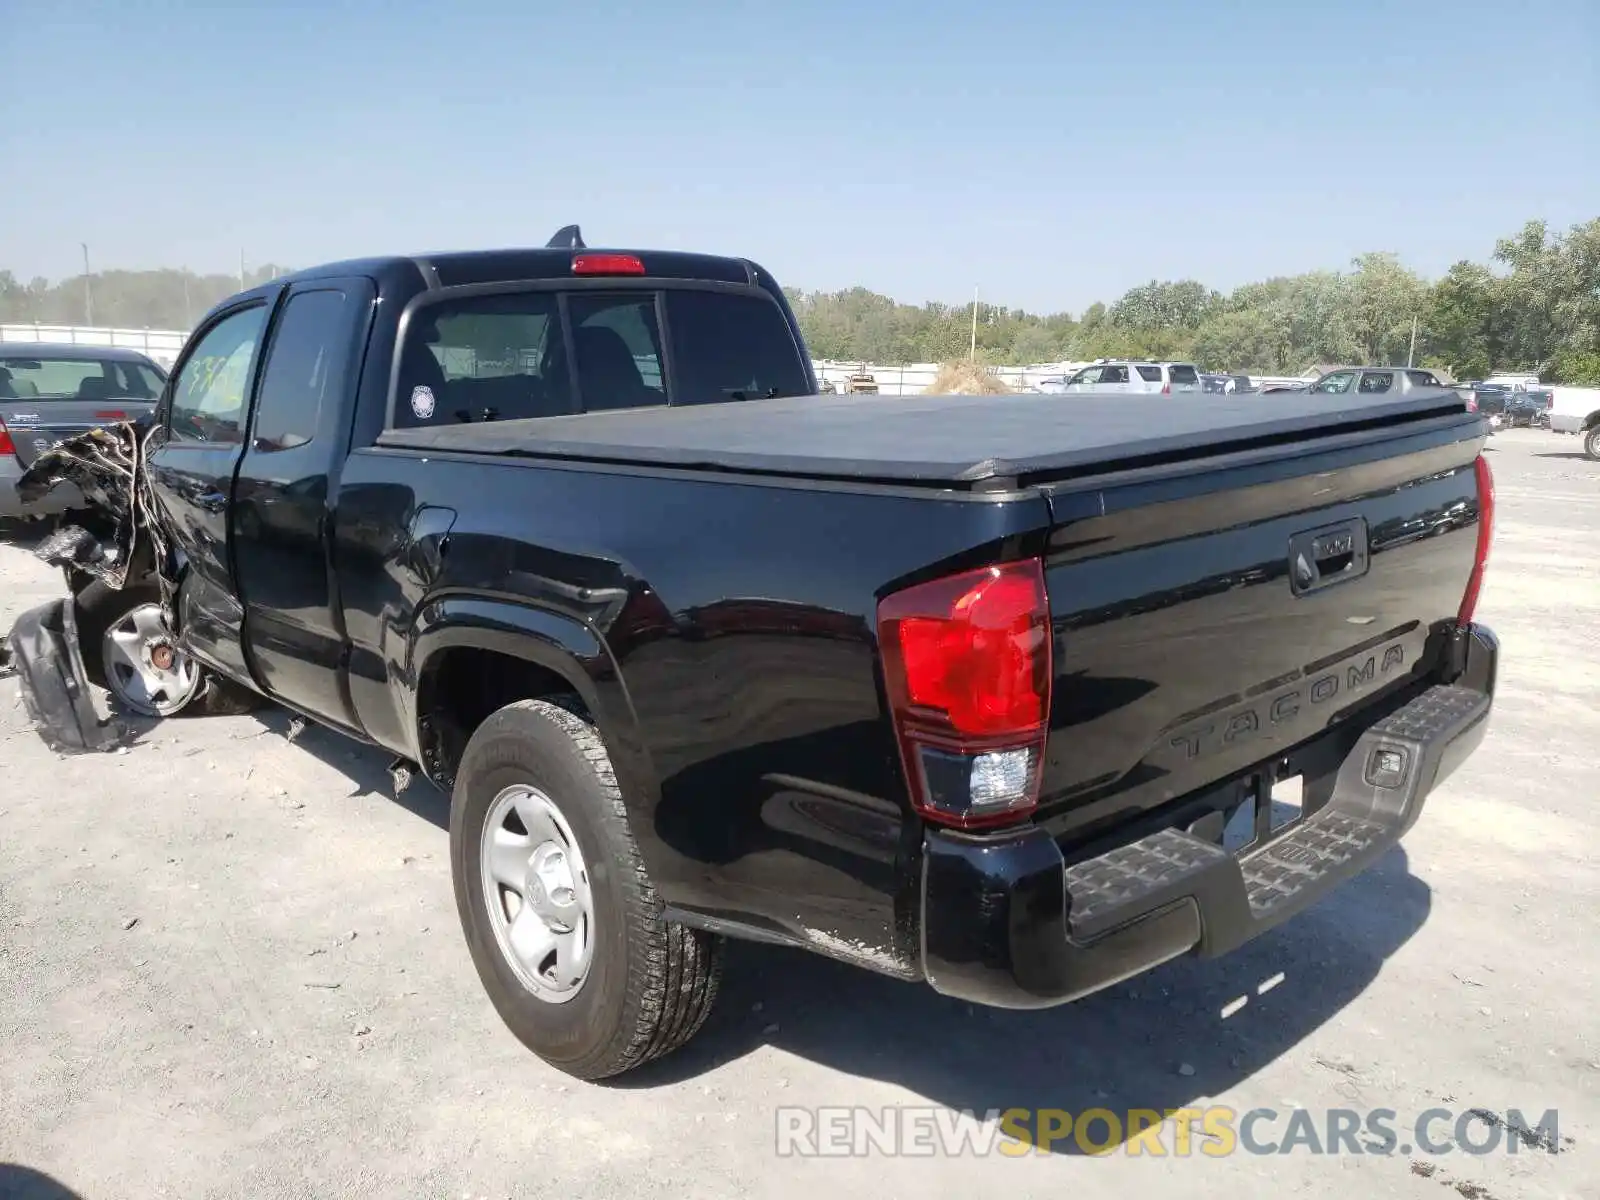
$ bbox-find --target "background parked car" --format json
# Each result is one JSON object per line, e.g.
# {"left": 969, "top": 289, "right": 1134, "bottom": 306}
{"left": 1062, "top": 359, "right": 1203, "bottom": 395}
{"left": 1, "top": 343, "right": 167, "bottom": 525}
{"left": 1306, "top": 366, "right": 1451, "bottom": 396}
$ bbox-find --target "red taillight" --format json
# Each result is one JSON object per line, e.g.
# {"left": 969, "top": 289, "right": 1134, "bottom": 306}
{"left": 1457, "top": 455, "right": 1494, "bottom": 626}
{"left": 0, "top": 418, "right": 15, "bottom": 458}
{"left": 572, "top": 252, "right": 646, "bottom": 276}
{"left": 1162, "top": 383, "right": 1172, "bottom": 396}
{"left": 877, "top": 559, "right": 1052, "bottom": 829}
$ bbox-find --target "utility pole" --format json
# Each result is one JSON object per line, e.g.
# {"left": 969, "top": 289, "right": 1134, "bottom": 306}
{"left": 182, "top": 271, "right": 192, "bottom": 328}
{"left": 970, "top": 286, "right": 979, "bottom": 362}
{"left": 1407, "top": 314, "right": 1419, "bottom": 368}
{"left": 240, "top": 249, "right": 247, "bottom": 291}
{"left": 81, "top": 243, "right": 94, "bottom": 326}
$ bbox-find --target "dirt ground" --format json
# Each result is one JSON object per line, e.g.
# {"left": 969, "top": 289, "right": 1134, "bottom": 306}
{"left": 1, "top": 428, "right": 1595, "bottom": 1200}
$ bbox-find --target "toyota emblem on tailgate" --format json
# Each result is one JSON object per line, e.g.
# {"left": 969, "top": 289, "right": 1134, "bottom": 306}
{"left": 33, "top": 438, "right": 50, "bottom": 455}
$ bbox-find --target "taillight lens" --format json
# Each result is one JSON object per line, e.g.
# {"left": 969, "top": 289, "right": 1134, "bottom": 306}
{"left": 0, "top": 418, "right": 15, "bottom": 458}
{"left": 1457, "top": 455, "right": 1494, "bottom": 625}
{"left": 877, "top": 559, "right": 1052, "bottom": 829}
{"left": 1162, "top": 382, "right": 1172, "bottom": 396}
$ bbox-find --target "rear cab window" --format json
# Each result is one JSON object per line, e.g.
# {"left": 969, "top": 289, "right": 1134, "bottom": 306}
{"left": 393, "top": 284, "right": 808, "bottom": 429}
{"left": 666, "top": 290, "right": 809, "bottom": 404}
{"left": 1167, "top": 364, "right": 1200, "bottom": 386}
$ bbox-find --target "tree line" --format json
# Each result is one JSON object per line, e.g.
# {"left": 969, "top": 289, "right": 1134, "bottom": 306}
{"left": 789, "top": 216, "right": 1599, "bottom": 384}
{"left": 2, "top": 216, "right": 1596, "bottom": 383}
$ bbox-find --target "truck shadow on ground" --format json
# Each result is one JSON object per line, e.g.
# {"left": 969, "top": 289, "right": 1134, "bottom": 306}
{"left": 0, "top": 1164, "right": 85, "bottom": 1199}
{"left": 250, "top": 710, "right": 1431, "bottom": 1157}
{"left": 625, "top": 848, "right": 1431, "bottom": 1156}
{"left": 1533, "top": 451, "right": 1594, "bottom": 461}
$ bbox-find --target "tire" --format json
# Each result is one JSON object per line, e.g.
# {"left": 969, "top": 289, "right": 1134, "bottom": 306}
{"left": 75, "top": 580, "right": 263, "bottom": 717}
{"left": 1585, "top": 427, "right": 1600, "bottom": 462}
{"left": 450, "top": 697, "right": 723, "bottom": 1079}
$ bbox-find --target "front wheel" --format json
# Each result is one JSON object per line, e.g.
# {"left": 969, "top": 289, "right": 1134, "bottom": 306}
{"left": 450, "top": 698, "right": 723, "bottom": 1079}
{"left": 1584, "top": 427, "right": 1600, "bottom": 462}
{"left": 75, "top": 580, "right": 261, "bottom": 717}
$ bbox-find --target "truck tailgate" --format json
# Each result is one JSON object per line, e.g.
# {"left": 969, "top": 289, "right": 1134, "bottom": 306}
{"left": 1035, "top": 423, "right": 1486, "bottom": 843}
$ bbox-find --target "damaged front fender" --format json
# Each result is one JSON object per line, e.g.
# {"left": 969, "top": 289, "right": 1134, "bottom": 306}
{"left": 0, "top": 598, "right": 125, "bottom": 753}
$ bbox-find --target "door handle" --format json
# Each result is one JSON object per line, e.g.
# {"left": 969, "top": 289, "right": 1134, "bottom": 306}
{"left": 1288, "top": 518, "right": 1369, "bottom": 596}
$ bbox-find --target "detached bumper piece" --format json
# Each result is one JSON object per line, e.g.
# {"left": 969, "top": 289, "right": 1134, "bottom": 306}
{"left": 922, "top": 629, "right": 1496, "bottom": 1008}
{"left": 2, "top": 598, "right": 124, "bottom": 754}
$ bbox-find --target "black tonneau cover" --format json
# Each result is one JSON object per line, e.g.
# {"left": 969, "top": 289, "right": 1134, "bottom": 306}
{"left": 376, "top": 389, "right": 1474, "bottom": 486}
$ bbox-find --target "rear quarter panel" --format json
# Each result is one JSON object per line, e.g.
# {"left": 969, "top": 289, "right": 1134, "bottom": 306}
{"left": 332, "top": 449, "right": 1051, "bottom": 970}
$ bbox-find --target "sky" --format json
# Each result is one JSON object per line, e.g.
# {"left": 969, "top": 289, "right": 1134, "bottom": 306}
{"left": 1, "top": 0, "right": 1596, "bottom": 314}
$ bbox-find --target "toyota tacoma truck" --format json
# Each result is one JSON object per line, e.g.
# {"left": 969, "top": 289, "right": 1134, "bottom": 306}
{"left": 2, "top": 229, "right": 1498, "bottom": 1081}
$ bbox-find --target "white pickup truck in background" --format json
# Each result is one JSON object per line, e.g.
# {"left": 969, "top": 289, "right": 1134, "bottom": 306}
{"left": 1546, "top": 386, "right": 1600, "bottom": 457}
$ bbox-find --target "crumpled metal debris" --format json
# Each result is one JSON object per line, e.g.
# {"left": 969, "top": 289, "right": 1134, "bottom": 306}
{"left": 3, "top": 419, "right": 166, "bottom": 752}
{"left": 17, "top": 418, "right": 171, "bottom": 595}
{"left": 3, "top": 598, "right": 125, "bottom": 753}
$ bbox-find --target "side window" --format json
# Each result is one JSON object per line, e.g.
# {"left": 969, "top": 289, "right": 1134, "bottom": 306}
{"left": 664, "top": 290, "right": 809, "bottom": 405}
{"left": 1310, "top": 370, "right": 1356, "bottom": 394}
{"left": 1135, "top": 364, "right": 1163, "bottom": 382}
{"left": 1408, "top": 370, "right": 1440, "bottom": 388}
{"left": 567, "top": 293, "right": 665, "bottom": 412}
{"left": 168, "top": 306, "right": 268, "bottom": 445}
{"left": 1100, "top": 364, "right": 1130, "bottom": 384}
{"left": 396, "top": 291, "right": 568, "bottom": 427}
{"left": 1358, "top": 371, "right": 1394, "bottom": 394}
{"left": 251, "top": 289, "right": 360, "bottom": 451}
{"left": 1067, "top": 367, "right": 1101, "bottom": 386}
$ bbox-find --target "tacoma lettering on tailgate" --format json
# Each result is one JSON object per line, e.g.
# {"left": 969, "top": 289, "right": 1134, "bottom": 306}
{"left": 1161, "top": 637, "right": 1411, "bottom": 764}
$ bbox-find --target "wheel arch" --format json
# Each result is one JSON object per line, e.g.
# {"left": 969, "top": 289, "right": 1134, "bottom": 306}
{"left": 410, "top": 596, "right": 652, "bottom": 802}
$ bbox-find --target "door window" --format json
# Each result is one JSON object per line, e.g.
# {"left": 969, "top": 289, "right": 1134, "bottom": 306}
{"left": 1100, "top": 364, "right": 1130, "bottom": 385}
{"left": 251, "top": 289, "right": 362, "bottom": 451}
{"left": 168, "top": 306, "right": 267, "bottom": 444}
{"left": 1358, "top": 371, "right": 1395, "bottom": 394}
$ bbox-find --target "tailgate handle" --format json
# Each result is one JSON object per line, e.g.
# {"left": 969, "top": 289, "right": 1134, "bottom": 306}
{"left": 1289, "top": 519, "right": 1369, "bottom": 595}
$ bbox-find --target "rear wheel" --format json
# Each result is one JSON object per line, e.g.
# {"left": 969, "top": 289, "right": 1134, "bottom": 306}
{"left": 1584, "top": 427, "right": 1600, "bottom": 462}
{"left": 75, "top": 580, "right": 261, "bottom": 717}
{"left": 450, "top": 697, "right": 723, "bottom": 1079}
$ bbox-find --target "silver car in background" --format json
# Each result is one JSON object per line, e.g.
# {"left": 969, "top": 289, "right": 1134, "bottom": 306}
{"left": 0, "top": 343, "right": 166, "bottom": 523}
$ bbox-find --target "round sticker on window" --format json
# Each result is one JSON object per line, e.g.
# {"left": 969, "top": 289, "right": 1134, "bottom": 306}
{"left": 410, "top": 385, "right": 436, "bottom": 420}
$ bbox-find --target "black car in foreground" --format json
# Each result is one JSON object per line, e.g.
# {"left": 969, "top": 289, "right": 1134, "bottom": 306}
{"left": 3, "top": 230, "right": 1498, "bottom": 1081}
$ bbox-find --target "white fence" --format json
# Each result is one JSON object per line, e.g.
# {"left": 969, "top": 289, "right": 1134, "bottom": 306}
{"left": 1, "top": 324, "right": 187, "bottom": 369}
{"left": 2, "top": 328, "right": 1310, "bottom": 395}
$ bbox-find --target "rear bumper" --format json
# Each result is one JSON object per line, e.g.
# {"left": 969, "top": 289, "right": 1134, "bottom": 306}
{"left": 0, "top": 455, "right": 80, "bottom": 519}
{"left": 921, "top": 623, "right": 1498, "bottom": 1008}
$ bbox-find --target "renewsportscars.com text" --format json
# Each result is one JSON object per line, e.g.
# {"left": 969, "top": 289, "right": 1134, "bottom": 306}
{"left": 774, "top": 1105, "right": 1564, "bottom": 1158}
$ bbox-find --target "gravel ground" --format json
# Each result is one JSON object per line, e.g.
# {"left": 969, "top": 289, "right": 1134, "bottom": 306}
{"left": 1, "top": 428, "right": 1595, "bottom": 1200}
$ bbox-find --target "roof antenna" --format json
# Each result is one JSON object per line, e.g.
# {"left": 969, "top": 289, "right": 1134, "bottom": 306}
{"left": 547, "top": 225, "right": 585, "bottom": 250}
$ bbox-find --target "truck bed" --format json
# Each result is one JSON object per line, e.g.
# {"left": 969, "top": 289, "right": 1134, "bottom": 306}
{"left": 376, "top": 389, "right": 1473, "bottom": 487}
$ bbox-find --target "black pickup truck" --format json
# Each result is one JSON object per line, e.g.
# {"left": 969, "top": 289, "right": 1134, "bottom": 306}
{"left": 3, "top": 230, "right": 1499, "bottom": 1081}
